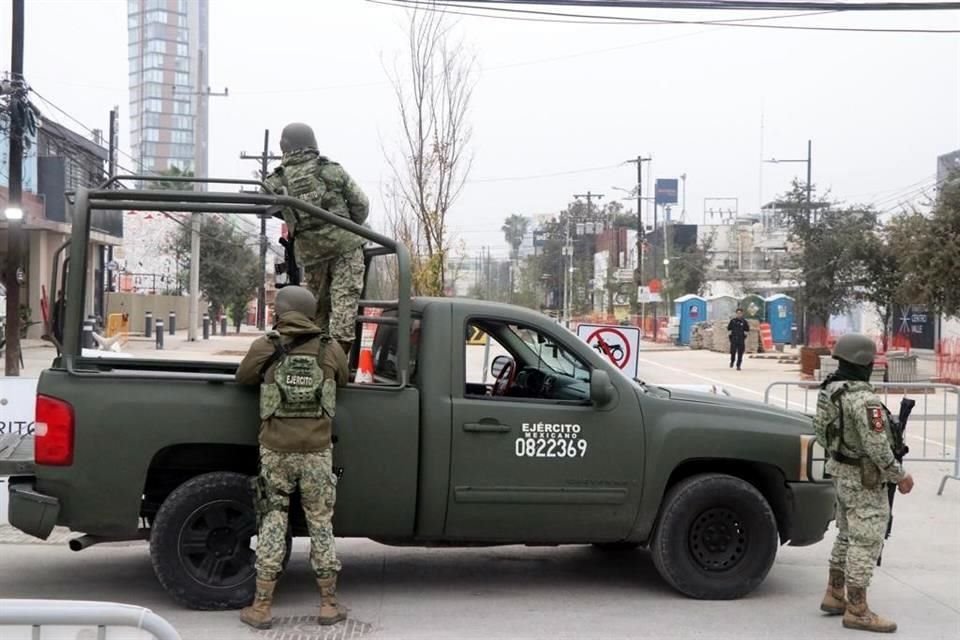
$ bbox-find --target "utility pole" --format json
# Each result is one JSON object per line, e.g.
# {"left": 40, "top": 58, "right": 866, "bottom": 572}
{"left": 4, "top": 0, "right": 25, "bottom": 376}
{"left": 806, "top": 139, "right": 813, "bottom": 224}
{"left": 241, "top": 129, "right": 281, "bottom": 330}
{"left": 178, "top": 47, "right": 228, "bottom": 341}
{"left": 570, "top": 192, "right": 605, "bottom": 324}
{"left": 625, "top": 156, "right": 651, "bottom": 318}
{"left": 680, "top": 173, "right": 687, "bottom": 222}
{"left": 106, "top": 107, "right": 118, "bottom": 296}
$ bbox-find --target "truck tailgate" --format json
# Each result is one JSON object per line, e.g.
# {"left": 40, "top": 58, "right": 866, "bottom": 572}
{"left": 0, "top": 434, "right": 34, "bottom": 476}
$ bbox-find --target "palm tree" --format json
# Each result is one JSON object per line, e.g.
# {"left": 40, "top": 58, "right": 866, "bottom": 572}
{"left": 501, "top": 214, "right": 529, "bottom": 302}
{"left": 502, "top": 214, "right": 529, "bottom": 261}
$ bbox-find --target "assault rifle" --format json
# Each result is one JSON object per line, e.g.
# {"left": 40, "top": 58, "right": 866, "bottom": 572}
{"left": 878, "top": 397, "right": 914, "bottom": 566}
{"left": 275, "top": 235, "right": 301, "bottom": 288}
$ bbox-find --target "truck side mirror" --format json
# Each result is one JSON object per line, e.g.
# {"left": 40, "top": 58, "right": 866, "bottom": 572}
{"left": 590, "top": 369, "right": 616, "bottom": 407}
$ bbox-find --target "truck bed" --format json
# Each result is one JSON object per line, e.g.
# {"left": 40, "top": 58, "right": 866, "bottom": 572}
{"left": 0, "top": 434, "right": 34, "bottom": 476}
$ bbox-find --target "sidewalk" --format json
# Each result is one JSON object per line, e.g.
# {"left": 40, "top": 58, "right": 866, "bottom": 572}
{"left": 3, "top": 326, "right": 264, "bottom": 378}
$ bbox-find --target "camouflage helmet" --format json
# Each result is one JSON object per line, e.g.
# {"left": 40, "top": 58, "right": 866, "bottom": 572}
{"left": 832, "top": 332, "right": 876, "bottom": 366}
{"left": 279, "top": 122, "right": 318, "bottom": 153}
{"left": 274, "top": 286, "right": 316, "bottom": 318}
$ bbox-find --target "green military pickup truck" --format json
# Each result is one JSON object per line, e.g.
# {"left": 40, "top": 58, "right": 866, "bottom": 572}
{"left": 4, "top": 177, "right": 834, "bottom": 610}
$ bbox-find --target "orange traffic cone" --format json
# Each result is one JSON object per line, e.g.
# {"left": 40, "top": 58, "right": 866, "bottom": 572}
{"left": 355, "top": 347, "right": 374, "bottom": 384}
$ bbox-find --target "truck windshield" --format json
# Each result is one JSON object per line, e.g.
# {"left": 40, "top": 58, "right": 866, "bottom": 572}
{"left": 507, "top": 324, "right": 590, "bottom": 382}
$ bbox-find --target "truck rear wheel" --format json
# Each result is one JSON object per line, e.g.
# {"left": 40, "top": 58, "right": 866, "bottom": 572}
{"left": 150, "top": 471, "right": 260, "bottom": 610}
{"left": 651, "top": 473, "right": 778, "bottom": 600}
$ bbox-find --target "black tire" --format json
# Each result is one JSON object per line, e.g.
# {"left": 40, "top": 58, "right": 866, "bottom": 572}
{"left": 150, "top": 471, "right": 260, "bottom": 610}
{"left": 651, "top": 473, "right": 778, "bottom": 600}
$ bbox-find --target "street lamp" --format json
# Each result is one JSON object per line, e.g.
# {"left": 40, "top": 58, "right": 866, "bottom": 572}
{"left": 4, "top": 207, "right": 23, "bottom": 220}
{"left": 765, "top": 139, "right": 813, "bottom": 222}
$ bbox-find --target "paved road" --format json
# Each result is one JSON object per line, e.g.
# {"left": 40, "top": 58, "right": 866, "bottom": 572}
{"left": 2, "top": 346, "right": 958, "bottom": 640}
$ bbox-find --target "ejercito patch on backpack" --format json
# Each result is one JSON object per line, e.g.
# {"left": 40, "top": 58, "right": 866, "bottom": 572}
{"left": 867, "top": 406, "right": 885, "bottom": 433}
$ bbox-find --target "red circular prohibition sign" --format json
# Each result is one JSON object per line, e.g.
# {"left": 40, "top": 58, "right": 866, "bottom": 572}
{"left": 585, "top": 327, "right": 631, "bottom": 370}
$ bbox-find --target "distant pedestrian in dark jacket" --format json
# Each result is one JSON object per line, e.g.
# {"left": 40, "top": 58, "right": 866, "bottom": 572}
{"left": 728, "top": 308, "right": 750, "bottom": 370}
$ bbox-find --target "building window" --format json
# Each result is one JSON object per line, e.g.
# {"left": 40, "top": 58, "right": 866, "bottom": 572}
{"left": 144, "top": 142, "right": 158, "bottom": 157}
{"left": 173, "top": 100, "right": 192, "bottom": 115}
{"left": 176, "top": 28, "right": 188, "bottom": 43}
{"left": 146, "top": 23, "right": 166, "bottom": 40}
{"left": 171, "top": 130, "right": 193, "bottom": 145}
{"left": 144, "top": 128, "right": 160, "bottom": 142}
{"left": 168, "top": 144, "right": 193, "bottom": 158}
{"left": 144, "top": 82, "right": 164, "bottom": 98}
{"left": 174, "top": 72, "right": 189, "bottom": 87}
{"left": 174, "top": 56, "right": 189, "bottom": 72}
{"left": 176, "top": 42, "right": 188, "bottom": 57}
{"left": 127, "top": 14, "right": 139, "bottom": 29}
{"left": 129, "top": 58, "right": 140, "bottom": 73}
{"left": 146, "top": 0, "right": 165, "bottom": 10}
{"left": 128, "top": 0, "right": 140, "bottom": 13}
{"left": 142, "top": 68, "right": 163, "bottom": 83}
{"left": 128, "top": 43, "right": 138, "bottom": 59}
{"left": 142, "top": 52, "right": 164, "bottom": 69}
{"left": 143, "top": 98, "right": 163, "bottom": 113}
{"left": 177, "top": 0, "right": 187, "bottom": 14}
{"left": 144, "top": 112, "right": 161, "bottom": 128}
{"left": 146, "top": 9, "right": 168, "bottom": 24}
{"left": 172, "top": 115, "right": 193, "bottom": 130}
{"left": 146, "top": 40, "right": 165, "bottom": 54}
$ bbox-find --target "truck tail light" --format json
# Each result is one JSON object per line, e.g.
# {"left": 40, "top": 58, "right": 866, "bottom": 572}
{"left": 35, "top": 394, "right": 75, "bottom": 466}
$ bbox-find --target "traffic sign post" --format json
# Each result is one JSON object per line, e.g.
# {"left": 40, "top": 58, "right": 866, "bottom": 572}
{"left": 576, "top": 323, "right": 641, "bottom": 378}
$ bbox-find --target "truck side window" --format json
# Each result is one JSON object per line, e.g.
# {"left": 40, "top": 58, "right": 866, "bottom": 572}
{"left": 464, "top": 319, "right": 590, "bottom": 403}
{"left": 370, "top": 315, "right": 420, "bottom": 384}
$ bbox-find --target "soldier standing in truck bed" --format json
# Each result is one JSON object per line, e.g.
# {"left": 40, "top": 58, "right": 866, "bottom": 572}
{"left": 265, "top": 122, "right": 369, "bottom": 358}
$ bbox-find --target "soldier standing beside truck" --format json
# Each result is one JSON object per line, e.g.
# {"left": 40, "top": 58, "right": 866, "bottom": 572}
{"left": 265, "top": 122, "right": 369, "bottom": 357}
{"left": 814, "top": 333, "right": 914, "bottom": 633}
{"left": 235, "top": 286, "right": 350, "bottom": 629}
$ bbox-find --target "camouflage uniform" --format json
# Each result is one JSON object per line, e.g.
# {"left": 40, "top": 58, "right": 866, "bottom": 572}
{"left": 814, "top": 380, "right": 906, "bottom": 589}
{"left": 257, "top": 447, "right": 341, "bottom": 580}
{"left": 265, "top": 148, "right": 369, "bottom": 343}
{"left": 235, "top": 285, "right": 350, "bottom": 629}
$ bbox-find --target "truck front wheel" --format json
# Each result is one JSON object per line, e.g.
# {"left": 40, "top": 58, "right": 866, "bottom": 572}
{"left": 150, "top": 471, "right": 259, "bottom": 610}
{"left": 651, "top": 473, "right": 778, "bottom": 600}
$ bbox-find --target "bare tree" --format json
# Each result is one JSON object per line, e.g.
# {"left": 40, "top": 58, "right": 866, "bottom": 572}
{"left": 383, "top": 6, "right": 475, "bottom": 296}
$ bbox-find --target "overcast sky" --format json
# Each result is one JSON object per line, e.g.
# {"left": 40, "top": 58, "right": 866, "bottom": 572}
{"left": 2, "top": 0, "right": 958, "bottom": 258}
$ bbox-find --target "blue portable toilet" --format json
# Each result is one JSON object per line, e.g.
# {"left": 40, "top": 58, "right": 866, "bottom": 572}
{"left": 674, "top": 294, "right": 707, "bottom": 345}
{"left": 765, "top": 294, "right": 795, "bottom": 344}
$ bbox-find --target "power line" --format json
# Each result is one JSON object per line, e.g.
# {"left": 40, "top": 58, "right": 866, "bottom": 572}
{"left": 373, "top": 0, "right": 960, "bottom": 33}
{"left": 405, "top": 0, "right": 960, "bottom": 11}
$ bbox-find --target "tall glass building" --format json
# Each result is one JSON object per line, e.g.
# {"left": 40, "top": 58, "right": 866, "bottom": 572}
{"left": 126, "top": 0, "right": 208, "bottom": 177}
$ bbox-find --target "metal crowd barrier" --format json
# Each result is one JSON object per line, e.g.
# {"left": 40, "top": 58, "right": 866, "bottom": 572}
{"left": 0, "top": 599, "right": 182, "bottom": 640}
{"left": 764, "top": 381, "right": 960, "bottom": 496}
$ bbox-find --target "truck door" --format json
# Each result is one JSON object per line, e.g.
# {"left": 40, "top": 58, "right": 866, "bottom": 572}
{"left": 446, "top": 312, "right": 644, "bottom": 542}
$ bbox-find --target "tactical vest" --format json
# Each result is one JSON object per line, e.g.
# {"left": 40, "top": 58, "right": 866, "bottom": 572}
{"left": 814, "top": 381, "right": 897, "bottom": 465}
{"left": 259, "top": 333, "right": 337, "bottom": 421}
{"left": 274, "top": 156, "right": 365, "bottom": 262}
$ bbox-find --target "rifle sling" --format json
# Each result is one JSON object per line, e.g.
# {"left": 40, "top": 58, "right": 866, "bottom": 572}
{"left": 259, "top": 333, "right": 317, "bottom": 382}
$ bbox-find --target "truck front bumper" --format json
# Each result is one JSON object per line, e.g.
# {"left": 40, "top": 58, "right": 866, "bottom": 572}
{"left": 7, "top": 478, "right": 60, "bottom": 540}
{"left": 785, "top": 480, "right": 835, "bottom": 546}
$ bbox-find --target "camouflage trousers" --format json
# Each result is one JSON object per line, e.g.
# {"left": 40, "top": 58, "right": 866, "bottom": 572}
{"left": 306, "top": 246, "right": 364, "bottom": 343}
{"left": 255, "top": 446, "right": 341, "bottom": 581}
{"left": 826, "top": 459, "right": 889, "bottom": 588}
